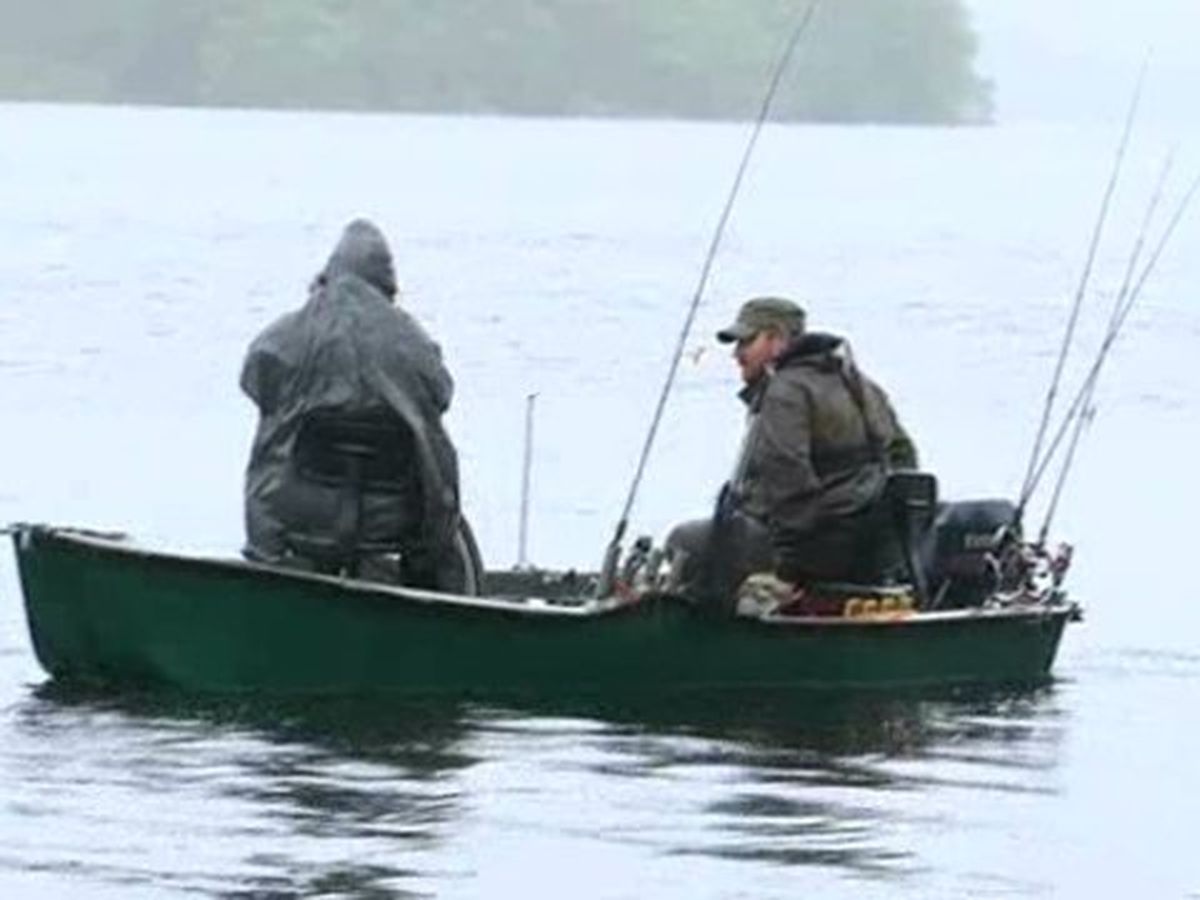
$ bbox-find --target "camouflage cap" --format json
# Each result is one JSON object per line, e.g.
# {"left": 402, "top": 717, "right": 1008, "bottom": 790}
{"left": 716, "top": 296, "right": 806, "bottom": 344}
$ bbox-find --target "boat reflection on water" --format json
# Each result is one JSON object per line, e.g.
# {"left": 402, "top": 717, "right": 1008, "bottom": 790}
{"left": 13, "top": 683, "right": 481, "bottom": 896}
{"left": 25, "top": 678, "right": 1063, "bottom": 757}
{"left": 14, "top": 680, "right": 1069, "bottom": 893}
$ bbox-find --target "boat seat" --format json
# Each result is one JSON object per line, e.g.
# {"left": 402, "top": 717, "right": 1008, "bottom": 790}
{"left": 882, "top": 470, "right": 938, "bottom": 607}
{"left": 287, "top": 410, "right": 422, "bottom": 578}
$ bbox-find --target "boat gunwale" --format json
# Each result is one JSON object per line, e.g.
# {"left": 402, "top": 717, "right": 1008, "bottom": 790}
{"left": 12, "top": 523, "right": 608, "bottom": 618}
{"left": 11, "top": 523, "right": 1081, "bottom": 631}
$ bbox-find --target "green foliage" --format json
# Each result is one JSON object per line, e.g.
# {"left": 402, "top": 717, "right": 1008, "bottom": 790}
{"left": 0, "top": 0, "right": 992, "bottom": 123}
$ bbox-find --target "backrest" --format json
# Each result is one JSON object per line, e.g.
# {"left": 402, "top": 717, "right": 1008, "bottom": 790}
{"left": 294, "top": 410, "right": 417, "bottom": 495}
{"left": 884, "top": 470, "right": 938, "bottom": 536}
{"left": 883, "top": 470, "right": 938, "bottom": 605}
{"left": 286, "top": 410, "right": 423, "bottom": 575}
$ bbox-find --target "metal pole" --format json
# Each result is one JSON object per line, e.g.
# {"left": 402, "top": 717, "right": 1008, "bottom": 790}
{"left": 517, "top": 393, "right": 537, "bottom": 569}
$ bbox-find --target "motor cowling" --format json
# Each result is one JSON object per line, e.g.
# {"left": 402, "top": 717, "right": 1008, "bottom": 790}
{"left": 921, "top": 499, "right": 1018, "bottom": 608}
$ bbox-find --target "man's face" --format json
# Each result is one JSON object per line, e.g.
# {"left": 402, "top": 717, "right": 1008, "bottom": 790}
{"left": 733, "top": 329, "right": 786, "bottom": 384}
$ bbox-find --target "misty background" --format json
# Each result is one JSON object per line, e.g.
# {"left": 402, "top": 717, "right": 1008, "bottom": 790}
{"left": 0, "top": 0, "right": 993, "bottom": 123}
{"left": 2, "top": 3, "right": 1200, "bottom": 898}
{"left": 1, "top": 0, "right": 1196, "bottom": 126}
{"left": 972, "top": 0, "right": 1196, "bottom": 126}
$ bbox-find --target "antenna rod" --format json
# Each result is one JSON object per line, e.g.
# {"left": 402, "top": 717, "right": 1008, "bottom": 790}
{"left": 517, "top": 392, "right": 537, "bottom": 569}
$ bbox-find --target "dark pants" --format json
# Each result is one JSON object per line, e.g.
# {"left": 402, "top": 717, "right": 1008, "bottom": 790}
{"left": 665, "top": 513, "right": 774, "bottom": 610}
{"left": 666, "top": 505, "right": 904, "bottom": 606}
{"left": 251, "top": 516, "right": 483, "bottom": 595}
{"left": 776, "top": 505, "right": 904, "bottom": 585}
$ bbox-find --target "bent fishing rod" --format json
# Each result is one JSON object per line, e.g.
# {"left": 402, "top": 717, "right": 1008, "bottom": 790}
{"left": 597, "top": 0, "right": 822, "bottom": 588}
{"left": 1021, "top": 166, "right": 1200, "bottom": 538}
{"left": 1016, "top": 60, "right": 1148, "bottom": 515}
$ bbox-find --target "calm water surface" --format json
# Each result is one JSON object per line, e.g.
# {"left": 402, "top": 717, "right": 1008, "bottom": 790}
{"left": 1, "top": 103, "right": 1198, "bottom": 897}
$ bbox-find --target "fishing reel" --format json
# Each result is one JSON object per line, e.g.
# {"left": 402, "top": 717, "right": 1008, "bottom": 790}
{"left": 599, "top": 534, "right": 671, "bottom": 601}
{"left": 988, "top": 529, "right": 1074, "bottom": 606}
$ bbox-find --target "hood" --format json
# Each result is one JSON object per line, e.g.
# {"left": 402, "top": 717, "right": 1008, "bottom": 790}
{"left": 776, "top": 331, "right": 846, "bottom": 370}
{"left": 322, "top": 219, "right": 398, "bottom": 298}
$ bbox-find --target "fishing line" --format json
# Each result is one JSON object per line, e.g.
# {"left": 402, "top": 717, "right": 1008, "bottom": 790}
{"left": 604, "top": 0, "right": 822, "bottom": 561}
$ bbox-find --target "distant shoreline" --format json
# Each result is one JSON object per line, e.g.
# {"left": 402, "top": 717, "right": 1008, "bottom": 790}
{"left": 0, "top": 2, "right": 993, "bottom": 127}
{"left": 0, "top": 95, "right": 995, "bottom": 128}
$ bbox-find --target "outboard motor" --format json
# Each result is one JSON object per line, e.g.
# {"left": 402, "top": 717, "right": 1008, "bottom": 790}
{"left": 922, "top": 499, "right": 1018, "bottom": 609}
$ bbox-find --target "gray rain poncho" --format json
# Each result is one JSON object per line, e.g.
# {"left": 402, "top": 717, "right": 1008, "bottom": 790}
{"left": 240, "top": 220, "right": 462, "bottom": 583}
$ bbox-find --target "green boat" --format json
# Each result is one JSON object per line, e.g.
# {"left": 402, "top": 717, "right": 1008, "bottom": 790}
{"left": 8, "top": 523, "right": 1080, "bottom": 695}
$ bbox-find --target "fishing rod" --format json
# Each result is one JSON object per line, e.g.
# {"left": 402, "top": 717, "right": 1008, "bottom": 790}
{"left": 1036, "top": 151, "right": 1176, "bottom": 542}
{"left": 1022, "top": 167, "right": 1200, "bottom": 529}
{"left": 596, "top": 0, "right": 822, "bottom": 592}
{"left": 1015, "top": 60, "right": 1148, "bottom": 519}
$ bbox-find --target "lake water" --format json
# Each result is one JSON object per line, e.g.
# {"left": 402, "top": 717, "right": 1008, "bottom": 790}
{"left": 1, "top": 103, "right": 1198, "bottom": 898}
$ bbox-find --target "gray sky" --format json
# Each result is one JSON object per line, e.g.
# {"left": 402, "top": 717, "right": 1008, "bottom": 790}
{"left": 967, "top": 0, "right": 1198, "bottom": 125}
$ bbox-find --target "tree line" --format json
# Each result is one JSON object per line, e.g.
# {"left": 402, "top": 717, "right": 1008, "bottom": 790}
{"left": 0, "top": 0, "right": 992, "bottom": 123}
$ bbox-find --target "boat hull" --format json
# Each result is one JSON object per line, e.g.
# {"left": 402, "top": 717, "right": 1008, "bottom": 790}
{"left": 11, "top": 526, "right": 1077, "bottom": 695}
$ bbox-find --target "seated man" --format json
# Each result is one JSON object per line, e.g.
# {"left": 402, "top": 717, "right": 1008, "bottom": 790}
{"left": 667, "top": 296, "right": 918, "bottom": 606}
{"left": 239, "top": 218, "right": 478, "bottom": 593}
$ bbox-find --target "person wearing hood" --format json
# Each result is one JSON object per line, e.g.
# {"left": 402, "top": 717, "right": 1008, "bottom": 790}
{"left": 239, "top": 219, "right": 478, "bottom": 593}
{"left": 667, "top": 296, "right": 917, "bottom": 603}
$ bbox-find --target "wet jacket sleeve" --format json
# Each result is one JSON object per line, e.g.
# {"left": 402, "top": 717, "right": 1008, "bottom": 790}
{"left": 888, "top": 422, "right": 918, "bottom": 471}
{"left": 874, "top": 386, "right": 918, "bottom": 470}
{"left": 391, "top": 310, "right": 454, "bottom": 415}
{"left": 422, "top": 340, "right": 454, "bottom": 415}
{"left": 240, "top": 338, "right": 290, "bottom": 415}
{"left": 754, "top": 386, "right": 822, "bottom": 537}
